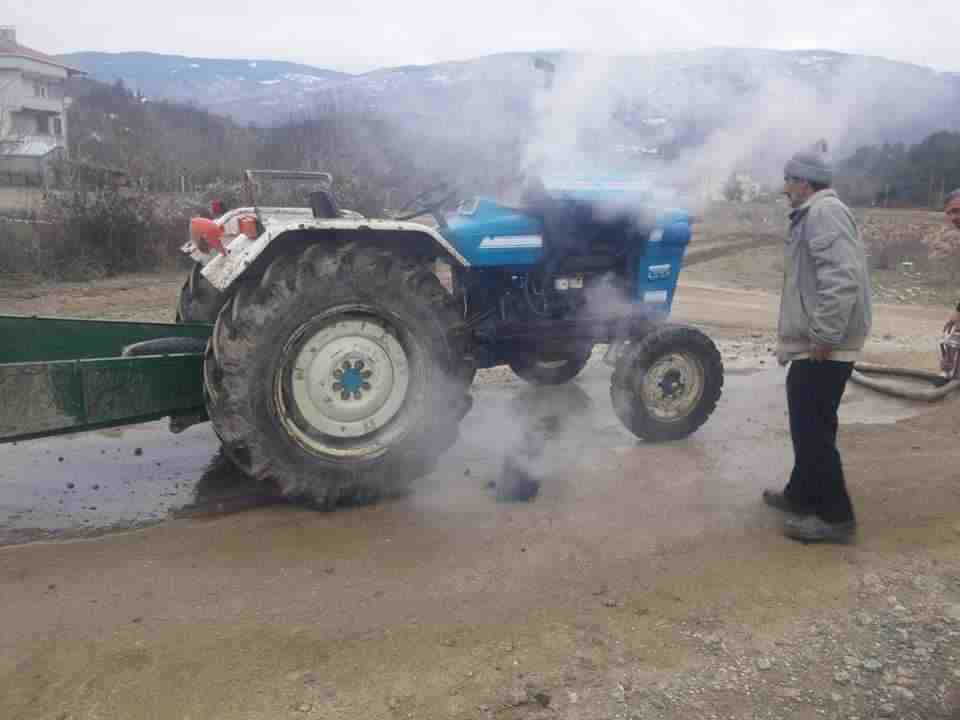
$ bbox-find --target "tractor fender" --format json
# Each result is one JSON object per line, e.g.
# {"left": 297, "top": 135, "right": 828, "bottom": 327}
{"left": 193, "top": 218, "right": 470, "bottom": 293}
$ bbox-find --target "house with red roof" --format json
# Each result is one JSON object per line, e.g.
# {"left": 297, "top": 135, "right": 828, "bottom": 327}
{"left": 0, "top": 26, "right": 86, "bottom": 181}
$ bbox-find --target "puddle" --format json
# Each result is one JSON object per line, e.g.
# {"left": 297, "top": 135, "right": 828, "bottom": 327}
{"left": 0, "top": 363, "right": 934, "bottom": 545}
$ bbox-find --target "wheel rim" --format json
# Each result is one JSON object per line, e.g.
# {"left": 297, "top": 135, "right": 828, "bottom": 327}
{"left": 278, "top": 315, "right": 411, "bottom": 448}
{"left": 640, "top": 351, "right": 705, "bottom": 423}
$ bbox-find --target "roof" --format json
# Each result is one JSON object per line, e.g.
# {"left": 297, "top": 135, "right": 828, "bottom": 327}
{"left": 0, "top": 135, "right": 62, "bottom": 158}
{"left": 0, "top": 39, "right": 86, "bottom": 76}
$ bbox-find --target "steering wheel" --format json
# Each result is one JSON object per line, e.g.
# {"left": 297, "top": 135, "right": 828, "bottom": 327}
{"left": 394, "top": 184, "right": 459, "bottom": 226}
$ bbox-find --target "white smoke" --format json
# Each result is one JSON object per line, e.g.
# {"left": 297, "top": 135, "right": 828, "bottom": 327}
{"left": 524, "top": 54, "right": 626, "bottom": 176}
{"left": 518, "top": 50, "right": 959, "bottom": 214}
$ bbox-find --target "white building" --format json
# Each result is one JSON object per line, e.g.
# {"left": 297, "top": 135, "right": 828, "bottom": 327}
{"left": 0, "top": 26, "right": 86, "bottom": 181}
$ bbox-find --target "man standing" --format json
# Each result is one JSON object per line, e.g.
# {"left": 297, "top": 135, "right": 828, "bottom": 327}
{"left": 941, "top": 190, "right": 960, "bottom": 332}
{"left": 764, "top": 142, "right": 873, "bottom": 543}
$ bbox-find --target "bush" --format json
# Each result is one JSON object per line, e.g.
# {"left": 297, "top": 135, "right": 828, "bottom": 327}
{"left": 0, "top": 190, "right": 192, "bottom": 281}
{"left": 869, "top": 238, "right": 928, "bottom": 271}
{"left": 43, "top": 191, "right": 148, "bottom": 276}
{"left": 27, "top": 190, "right": 190, "bottom": 280}
{"left": 0, "top": 220, "right": 41, "bottom": 276}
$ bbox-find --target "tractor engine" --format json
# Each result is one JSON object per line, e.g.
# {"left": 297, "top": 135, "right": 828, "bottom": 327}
{"left": 445, "top": 188, "right": 662, "bottom": 353}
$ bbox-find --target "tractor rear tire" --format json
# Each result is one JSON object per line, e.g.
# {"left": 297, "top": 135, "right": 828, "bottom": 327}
{"left": 203, "top": 243, "right": 473, "bottom": 508}
{"left": 509, "top": 346, "right": 593, "bottom": 385}
{"left": 176, "top": 262, "right": 225, "bottom": 324}
{"left": 611, "top": 325, "right": 723, "bottom": 442}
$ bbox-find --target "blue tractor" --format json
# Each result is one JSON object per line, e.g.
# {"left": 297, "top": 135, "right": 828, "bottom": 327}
{"left": 178, "top": 169, "right": 723, "bottom": 507}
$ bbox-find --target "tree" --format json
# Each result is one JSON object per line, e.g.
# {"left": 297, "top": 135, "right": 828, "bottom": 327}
{"left": 836, "top": 131, "right": 960, "bottom": 208}
{"left": 723, "top": 172, "right": 744, "bottom": 203}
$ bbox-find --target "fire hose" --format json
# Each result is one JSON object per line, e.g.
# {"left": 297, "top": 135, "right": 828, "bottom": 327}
{"left": 849, "top": 328, "right": 960, "bottom": 401}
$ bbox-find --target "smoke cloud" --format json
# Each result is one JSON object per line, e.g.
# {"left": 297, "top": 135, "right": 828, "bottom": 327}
{"left": 517, "top": 50, "right": 960, "bottom": 214}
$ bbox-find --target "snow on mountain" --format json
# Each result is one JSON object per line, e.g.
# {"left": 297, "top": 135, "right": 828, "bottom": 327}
{"left": 59, "top": 48, "right": 960, "bottom": 179}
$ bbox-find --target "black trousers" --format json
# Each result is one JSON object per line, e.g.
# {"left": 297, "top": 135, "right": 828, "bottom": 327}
{"left": 783, "top": 359, "right": 856, "bottom": 523}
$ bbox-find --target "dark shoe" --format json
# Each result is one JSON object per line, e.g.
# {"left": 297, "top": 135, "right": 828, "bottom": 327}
{"left": 783, "top": 514, "right": 856, "bottom": 543}
{"left": 762, "top": 489, "right": 799, "bottom": 513}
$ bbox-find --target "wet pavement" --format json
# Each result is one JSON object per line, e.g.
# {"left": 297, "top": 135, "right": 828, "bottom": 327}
{"left": 0, "top": 359, "right": 927, "bottom": 546}
{"left": 6, "top": 347, "right": 960, "bottom": 720}
{"left": 0, "top": 423, "right": 255, "bottom": 544}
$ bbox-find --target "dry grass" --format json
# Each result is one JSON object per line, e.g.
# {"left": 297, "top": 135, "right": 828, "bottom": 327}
{"left": 685, "top": 204, "right": 960, "bottom": 307}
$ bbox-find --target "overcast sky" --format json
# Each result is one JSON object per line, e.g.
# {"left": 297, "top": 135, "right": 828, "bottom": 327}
{"left": 8, "top": 1, "right": 960, "bottom": 74}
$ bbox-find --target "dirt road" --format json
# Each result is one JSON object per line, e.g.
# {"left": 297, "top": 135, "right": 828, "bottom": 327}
{"left": 2, "top": 273, "right": 959, "bottom": 720}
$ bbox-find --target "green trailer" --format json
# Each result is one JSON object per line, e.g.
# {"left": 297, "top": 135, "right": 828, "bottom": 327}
{"left": 0, "top": 315, "right": 212, "bottom": 444}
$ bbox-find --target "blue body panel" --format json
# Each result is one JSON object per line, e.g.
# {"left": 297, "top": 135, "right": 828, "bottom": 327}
{"left": 441, "top": 179, "right": 691, "bottom": 315}
{"left": 442, "top": 198, "right": 545, "bottom": 267}
{"left": 634, "top": 212, "right": 691, "bottom": 315}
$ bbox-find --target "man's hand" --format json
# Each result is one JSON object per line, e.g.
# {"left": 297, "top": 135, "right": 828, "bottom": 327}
{"left": 810, "top": 343, "right": 833, "bottom": 362}
{"left": 944, "top": 310, "right": 960, "bottom": 334}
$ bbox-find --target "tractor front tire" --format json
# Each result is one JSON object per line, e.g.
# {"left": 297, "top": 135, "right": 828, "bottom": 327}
{"left": 176, "top": 262, "right": 226, "bottom": 324}
{"left": 509, "top": 346, "right": 593, "bottom": 385}
{"left": 611, "top": 325, "right": 723, "bottom": 442}
{"left": 203, "top": 243, "right": 473, "bottom": 508}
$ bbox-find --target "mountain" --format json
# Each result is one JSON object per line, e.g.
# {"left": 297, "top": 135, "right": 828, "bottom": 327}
{"left": 57, "top": 52, "right": 349, "bottom": 121}
{"left": 58, "top": 48, "right": 960, "bottom": 186}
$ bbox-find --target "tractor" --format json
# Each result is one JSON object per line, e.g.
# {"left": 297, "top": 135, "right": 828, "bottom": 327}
{"left": 0, "top": 55, "right": 723, "bottom": 508}
{"left": 168, "top": 168, "right": 724, "bottom": 506}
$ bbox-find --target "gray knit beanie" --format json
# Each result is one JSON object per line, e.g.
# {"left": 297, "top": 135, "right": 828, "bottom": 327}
{"left": 784, "top": 140, "right": 833, "bottom": 185}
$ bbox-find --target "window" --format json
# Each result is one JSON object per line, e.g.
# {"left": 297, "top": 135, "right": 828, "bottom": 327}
{"left": 36, "top": 115, "right": 48, "bottom": 134}
{"left": 53, "top": 117, "right": 62, "bottom": 136}
{"left": 33, "top": 82, "right": 47, "bottom": 98}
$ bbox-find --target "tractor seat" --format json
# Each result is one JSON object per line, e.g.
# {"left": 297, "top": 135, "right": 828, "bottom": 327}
{"left": 309, "top": 190, "right": 338, "bottom": 219}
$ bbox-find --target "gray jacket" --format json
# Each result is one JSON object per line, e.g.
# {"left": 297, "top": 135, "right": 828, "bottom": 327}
{"left": 777, "top": 189, "right": 872, "bottom": 364}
